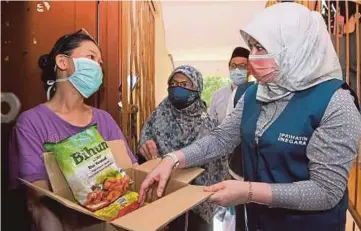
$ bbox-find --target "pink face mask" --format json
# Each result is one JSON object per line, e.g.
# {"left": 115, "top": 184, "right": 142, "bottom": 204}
{"left": 248, "top": 49, "right": 280, "bottom": 84}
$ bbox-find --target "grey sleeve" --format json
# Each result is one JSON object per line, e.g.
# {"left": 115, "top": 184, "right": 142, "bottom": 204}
{"left": 182, "top": 96, "right": 244, "bottom": 167}
{"left": 271, "top": 89, "right": 361, "bottom": 211}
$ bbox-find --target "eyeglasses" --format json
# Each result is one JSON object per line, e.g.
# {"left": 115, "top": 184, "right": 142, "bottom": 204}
{"left": 53, "top": 28, "right": 97, "bottom": 71}
{"left": 75, "top": 28, "right": 95, "bottom": 41}
{"left": 79, "top": 28, "right": 93, "bottom": 37}
{"left": 229, "top": 63, "right": 248, "bottom": 70}
{"left": 66, "top": 28, "right": 94, "bottom": 40}
{"left": 169, "top": 80, "right": 194, "bottom": 89}
{"left": 57, "top": 28, "right": 96, "bottom": 52}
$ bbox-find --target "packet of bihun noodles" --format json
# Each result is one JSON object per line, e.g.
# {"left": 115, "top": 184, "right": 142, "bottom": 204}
{"left": 44, "top": 125, "right": 139, "bottom": 220}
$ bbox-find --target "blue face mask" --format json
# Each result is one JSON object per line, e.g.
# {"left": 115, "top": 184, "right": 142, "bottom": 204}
{"left": 47, "top": 57, "right": 103, "bottom": 100}
{"left": 230, "top": 68, "right": 247, "bottom": 85}
{"left": 168, "top": 86, "right": 199, "bottom": 109}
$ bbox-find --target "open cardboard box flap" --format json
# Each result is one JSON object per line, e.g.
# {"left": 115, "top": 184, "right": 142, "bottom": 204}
{"left": 21, "top": 139, "right": 212, "bottom": 231}
{"left": 19, "top": 178, "right": 106, "bottom": 221}
{"left": 111, "top": 185, "right": 210, "bottom": 231}
{"left": 135, "top": 158, "right": 204, "bottom": 184}
{"left": 107, "top": 140, "right": 205, "bottom": 183}
{"left": 43, "top": 140, "right": 204, "bottom": 195}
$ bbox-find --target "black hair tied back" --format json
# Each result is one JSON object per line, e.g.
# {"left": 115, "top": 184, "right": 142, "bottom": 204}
{"left": 39, "top": 52, "right": 57, "bottom": 98}
{"left": 39, "top": 30, "right": 96, "bottom": 99}
{"left": 38, "top": 54, "right": 51, "bottom": 71}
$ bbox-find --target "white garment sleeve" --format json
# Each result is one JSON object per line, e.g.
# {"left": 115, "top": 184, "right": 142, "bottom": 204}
{"left": 209, "top": 91, "right": 219, "bottom": 122}
{"left": 226, "top": 86, "right": 238, "bottom": 115}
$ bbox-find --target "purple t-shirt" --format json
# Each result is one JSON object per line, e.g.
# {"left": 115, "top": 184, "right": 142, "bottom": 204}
{"left": 10, "top": 104, "right": 137, "bottom": 187}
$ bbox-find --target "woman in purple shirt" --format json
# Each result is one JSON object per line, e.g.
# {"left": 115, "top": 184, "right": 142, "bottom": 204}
{"left": 11, "top": 29, "right": 137, "bottom": 231}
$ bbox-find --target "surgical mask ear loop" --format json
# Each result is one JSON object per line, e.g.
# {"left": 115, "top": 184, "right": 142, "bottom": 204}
{"left": 48, "top": 55, "right": 74, "bottom": 100}
{"left": 46, "top": 78, "right": 68, "bottom": 100}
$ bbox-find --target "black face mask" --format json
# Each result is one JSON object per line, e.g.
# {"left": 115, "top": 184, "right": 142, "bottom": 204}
{"left": 168, "top": 86, "right": 199, "bottom": 109}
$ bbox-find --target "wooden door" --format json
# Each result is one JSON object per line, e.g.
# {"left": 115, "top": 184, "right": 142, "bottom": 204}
{"left": 1, "top": 2, "right": 98, "bottom": 230}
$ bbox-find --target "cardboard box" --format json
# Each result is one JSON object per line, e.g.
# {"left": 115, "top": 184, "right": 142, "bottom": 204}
{"left": 20, "top": 140, "right": 212, "bottom": 231}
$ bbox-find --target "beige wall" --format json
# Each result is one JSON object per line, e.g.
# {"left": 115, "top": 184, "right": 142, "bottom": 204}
{"left": 153, "top": 1, "right": 266, "bottom": 102}
{"left": 153, "top": 2, "right": 173, "bottom": 106}
{"left": 162, "top": 1, "right": 266, "bottom": 77}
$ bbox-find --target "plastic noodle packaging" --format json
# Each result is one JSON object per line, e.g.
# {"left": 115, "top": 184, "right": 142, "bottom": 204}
{"left": 44, "top": 125, "right": 139, "bottom": 220}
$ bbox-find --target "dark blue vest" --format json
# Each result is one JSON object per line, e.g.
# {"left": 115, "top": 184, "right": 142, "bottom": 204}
{"left": 240, "top": 79, "right": 348, "bottom": 231}
{"left": 234, "top": 81, "right": 255, "bottom": 107}
{"left": 229, "top": 81, "right": 255, "bottom": 177}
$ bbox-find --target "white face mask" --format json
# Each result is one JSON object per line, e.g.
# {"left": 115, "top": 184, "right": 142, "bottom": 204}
{"left": 47, "top": 57, "right": 103, "bottom": 100}
{"left": 230, "top": 68, "right": 248, "bottom": 85}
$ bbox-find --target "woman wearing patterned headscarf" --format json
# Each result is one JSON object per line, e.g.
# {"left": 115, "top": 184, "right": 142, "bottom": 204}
{"left": 140, "top": 3, "right": 361, "bottom": 231}
{"left": 138, "top": 65, "right": 229, "bottom": 231}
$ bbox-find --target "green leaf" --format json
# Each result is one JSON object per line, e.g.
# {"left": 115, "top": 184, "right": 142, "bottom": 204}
{"left": 201, "top": 76, "right": 231, "bottom": 108}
